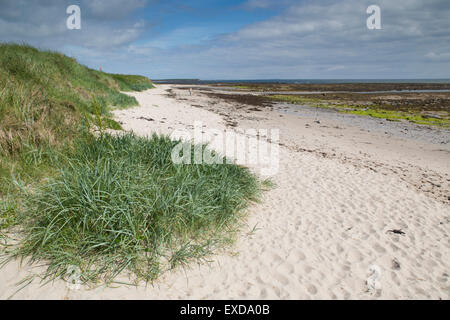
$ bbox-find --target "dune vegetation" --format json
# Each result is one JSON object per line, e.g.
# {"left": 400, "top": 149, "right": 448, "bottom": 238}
{"left": 0, "top": 44, "right": 263, "bottom": 286}
{"left": 0, "top": 43, "right": 154, "bottom": 195}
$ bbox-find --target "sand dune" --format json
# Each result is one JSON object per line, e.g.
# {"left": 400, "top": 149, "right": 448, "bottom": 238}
{"left": 1, "top": 85, "right": 448, "bottom": 299}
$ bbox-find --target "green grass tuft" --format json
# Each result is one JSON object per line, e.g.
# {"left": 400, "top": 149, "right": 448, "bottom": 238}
{"left": 5, "top": 133, "right": 262, "bottom": 285}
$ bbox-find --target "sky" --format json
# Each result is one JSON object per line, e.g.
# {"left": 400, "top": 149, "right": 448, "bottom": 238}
{"left": 0, "top": 0, "right": 449, "bottom": 79}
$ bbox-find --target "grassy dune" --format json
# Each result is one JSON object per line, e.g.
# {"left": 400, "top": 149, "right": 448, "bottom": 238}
{"left": 0, "top": 44, "right": 263, "bottom": 286}
{"left": 0, "top": 43, "right": 154, "bottom": 195}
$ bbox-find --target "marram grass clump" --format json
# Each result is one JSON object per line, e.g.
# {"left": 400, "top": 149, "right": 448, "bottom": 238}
{"left": 5, "top": 133, "right": 264, "bottom": 285}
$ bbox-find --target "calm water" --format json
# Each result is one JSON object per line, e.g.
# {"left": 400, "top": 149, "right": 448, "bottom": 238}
{"left": 153, "top": 79, "right": 450, "bottom": 85}
{"left": 218, "top": 89, "right": 450, "bottom": 94}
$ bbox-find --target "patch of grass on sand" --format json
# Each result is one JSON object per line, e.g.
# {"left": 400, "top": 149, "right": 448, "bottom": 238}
{"left": 4, "top": 133, "right": 263, "bottom": 285}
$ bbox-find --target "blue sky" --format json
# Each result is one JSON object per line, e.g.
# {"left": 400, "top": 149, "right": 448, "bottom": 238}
{"left": 134, "top": 1, "right": 279, "bottom": 49}
{"left": 1, "top": 0, "right": 450, "bottom": 79}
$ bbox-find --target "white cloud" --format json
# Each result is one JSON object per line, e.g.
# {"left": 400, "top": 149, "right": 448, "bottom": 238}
{"left": 426, "top": 52, "right": 450, "bottom": 62}
{"left": 0, "top": 0, "right": 148, "bottom": 50}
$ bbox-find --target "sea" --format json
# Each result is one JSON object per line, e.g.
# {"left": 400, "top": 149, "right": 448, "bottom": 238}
{"left": 152, "top": 79, "right": 450, "bottom": 85}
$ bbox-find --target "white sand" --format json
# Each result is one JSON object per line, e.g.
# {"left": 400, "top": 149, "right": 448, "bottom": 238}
{"left": 1, "top": 85, "right": 449, "bottom": 299}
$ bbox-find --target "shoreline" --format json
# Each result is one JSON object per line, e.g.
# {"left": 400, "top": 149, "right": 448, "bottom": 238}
{"left": 171, "top": 85, "right": 449, "bottom": 203}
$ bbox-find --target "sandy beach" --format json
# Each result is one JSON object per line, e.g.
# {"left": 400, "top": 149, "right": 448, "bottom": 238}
{"left": 1, "top": 84, "right": 449, "bottom": 300}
